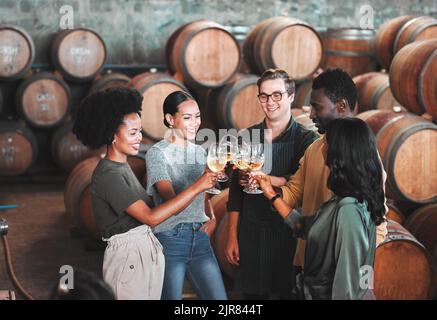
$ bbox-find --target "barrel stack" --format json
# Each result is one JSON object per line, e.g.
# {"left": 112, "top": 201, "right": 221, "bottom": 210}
{"left": 1, "top": 14, "right": 437, "bottom": 300}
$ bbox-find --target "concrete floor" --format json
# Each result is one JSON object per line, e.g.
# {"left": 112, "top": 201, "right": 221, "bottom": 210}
{"left": 0, "top": 183, "right": 103, "bottom": 300}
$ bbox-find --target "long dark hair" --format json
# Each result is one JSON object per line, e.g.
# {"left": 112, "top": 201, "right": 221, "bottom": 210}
{"left": 326, "top": 118, "right": 385, "bottom": 225}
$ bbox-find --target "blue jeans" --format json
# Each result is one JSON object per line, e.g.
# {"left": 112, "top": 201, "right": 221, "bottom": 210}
{"left": 155, "top": 222, "right": 228, "bottom": 300}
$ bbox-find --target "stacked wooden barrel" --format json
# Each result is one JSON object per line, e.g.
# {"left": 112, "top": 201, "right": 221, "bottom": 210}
{"left": 207, "top": 74, "right": 263, "bottom": 130}
{"left": 357, "top": 110, "right": 437, "bottom": 205}
{"left": 404, "top": 203, "right": 437, "bottom": 275}
{"left": 51, "top": 122, "right": 103, "bottom": 172}
{"left": 389, "top": 39, "right": 437, "bottom": 122}
{"left": 50, "top": 27, "right": 107, "bottom": 83}
{"left": 88, "top": 72, "right": 131, "bottom": 94}
{"left": 0, "top": 25, "right": 35, "bottom": 81}
{"left": 353, "top": 72, "right": 401, "bottom": 113}
{"left": 322, "top": 28, "right": 377, "bottom": 77}
{"left": 375, "top": 15, "right": 437, "bottom": 70}
{"left": 0, "top": 121, "right": 38, "bottom": 176}
{"left": 129, "top": 71, "right": 188, "bottom": 141}
{"left": 243, "top": 16, "right": 323, "bottom": 82}
{"left": 0, "top": 26, "right": 112, "bottom": 177}
{"left": 386, "top": 201, "right": 406, "bottom": 225}
{"left": 374, "top": 220, "right": 436, "bottom": 299}
{"left": 64, "top": 157, "right": 101, "bottom": 238}
{"left": 166, "top": 20, "right": 241, "bottom": 89}
{"left": 15, "top": 72, "right": 71, "bottom": 128}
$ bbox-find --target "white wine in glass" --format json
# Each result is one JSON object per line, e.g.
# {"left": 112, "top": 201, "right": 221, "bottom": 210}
{"left": 206, "top": 143, "right": 226, "bottom": 194}
{"left": 244, "top": 143, "right": 265, "bottom": 194}
{"left": 249, "top": 160, "right": 264, "bottom": 172}
{"left": 235, "top": 158, "right": 250, "bottom": 171}
{"left": 207, "top": 158, "right": 226, "bottom": 173}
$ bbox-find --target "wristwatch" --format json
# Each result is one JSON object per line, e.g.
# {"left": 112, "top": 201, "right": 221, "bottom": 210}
{"left": 269, "top": 193, "right": 281, "bottom": 204}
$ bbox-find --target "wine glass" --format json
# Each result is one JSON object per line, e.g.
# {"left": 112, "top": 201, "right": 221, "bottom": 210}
{"left": 244, "top": 143, "right": 265, "bottom": 194}
{"left": 216, "top": 143, "right": 229, "bottom": 182}
{"left": 216, "top": 139, "right": 238, "bottom": 182}
{"left": 206, "top": 143, "right": 227, "bottom": 194}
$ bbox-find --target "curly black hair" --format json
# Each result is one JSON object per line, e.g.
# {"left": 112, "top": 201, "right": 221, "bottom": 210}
{"left": 326, "top": 118, "right": 385, "bottom": 226}
{"left": 73, "top": 87, "right": 143, "bottom": 149}
{"left": 312, "top": 68, "right": 356, "bottom": 110}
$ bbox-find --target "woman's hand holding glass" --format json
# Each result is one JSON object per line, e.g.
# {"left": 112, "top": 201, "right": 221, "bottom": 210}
{"left": 206, "top": 143, "right": 227, "bottom": 194}
{"left": 216, "top": 140, "right": 238, "bottom": 182}
{"left": 244, "top": 143, "right": 265, "bottom": 194}
{"left": 251, "top": 172, "right": 276, "bottom": 199}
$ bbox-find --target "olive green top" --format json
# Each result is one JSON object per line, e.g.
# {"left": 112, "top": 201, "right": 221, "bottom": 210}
{"left": 91, "top": 158, "right": 152, "bottom": 239}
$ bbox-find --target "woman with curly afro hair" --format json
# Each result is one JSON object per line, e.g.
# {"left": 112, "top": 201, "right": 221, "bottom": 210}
{"left": 73, "top": 87, "right": 217, "bottom": 300}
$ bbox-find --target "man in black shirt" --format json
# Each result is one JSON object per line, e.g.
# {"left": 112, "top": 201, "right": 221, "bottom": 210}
{"left": 226, "top": 69, "right": 318, "bottom": 299}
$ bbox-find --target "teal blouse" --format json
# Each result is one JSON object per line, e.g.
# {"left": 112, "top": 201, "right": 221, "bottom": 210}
{"left": 285, "top": 196, "right": 376, "bottom": 300}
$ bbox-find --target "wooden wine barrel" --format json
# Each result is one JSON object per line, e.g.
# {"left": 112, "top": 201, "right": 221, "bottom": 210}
{"left": 390, "top": 39, "right": 437, "bottom": 122}
{"left": 129, "top": 72, "right": 188, "bottom": 141}
{"left": 166, "top": 20, "right": 240, "bottom": 89}
{"left": 375, "top": 16, "right": 414, "bottom": 69}
{"left": 242, "top": 17, "right": 278, "bottom": 75}
{"left": 64, "top": 157, "right": 101, "bottom": 238}
{"left": 0, "top": 25, "right": 35, "bottom": 81}
{"left": 354, "top": 73, "right": 400, "bottom": 113}
{"left": 16, "top": 72, "right": 71, "bottom": 128}
{"left": 208, "top": 74, "right": 264, "bottom": 129}
{"left": 291, "top": 107, "right": 317, "bottom": 132}
{"left": 322, "top": 28, "right": 377, "bottom": 77}
{"left": 64, "top": 154, "right": 148, "bottom": 239}
{"left": 51, "top": 28, "right": 106, "bottom": 82}
{"left": 374, "top": 220, "right": 436, "bottom": 299}
{"left": 386, "top": 201, "right": 406, "bottom": 225}
{"left": 0, "top": 122, "right": 38, "bottom": 176}
{"left": 243, "top": 16, "right": 323, "bottom": 81}
{"left": 377, "top": 116, "right": 437, "bottom": 204}
{"left": 354, "top": 72, "right": 383, "bottom": 112}
{"left": 292, "top": 80, "right": 312, "bottom": 108}
{"left": 404, "top": 203, "right": 437, "bottom": 264}
{"left": 358, "top": 111, "right": 437, "bottom": 204}
{"left": 355, "top": 109, "right": 406, "bottom": 135}
{"left": 393, "top": 16, "right": 437, "bottom": 54}
{"left": 88, "top": 72, "right": 131, "bottom": 95}
{"left": 51, "top": 122, "right": 102, "bottom": 172}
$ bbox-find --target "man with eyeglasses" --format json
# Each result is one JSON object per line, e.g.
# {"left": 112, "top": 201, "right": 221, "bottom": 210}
{"left": 226, "top": 68, "right": 318, "bottom": 299}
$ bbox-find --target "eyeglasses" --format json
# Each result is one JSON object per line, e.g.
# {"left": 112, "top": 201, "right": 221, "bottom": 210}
{"left": 257, "top": 91, "right": 288, "bottom": 103}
